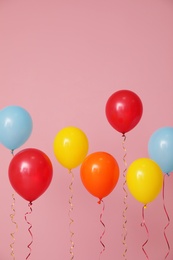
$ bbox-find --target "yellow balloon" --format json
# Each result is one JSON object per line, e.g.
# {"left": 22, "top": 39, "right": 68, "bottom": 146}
{"left": 53, "top": 126, "right": 89, "bottom": 170}
{"left": 126, "top": 158, "right": 163, "bottom": 205}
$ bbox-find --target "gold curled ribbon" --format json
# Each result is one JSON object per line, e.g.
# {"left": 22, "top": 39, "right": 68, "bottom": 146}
{"left": 24, "top": 202, "right": 33, "bottom": 260}
{"left": 10, "top": 193, "right": 18, "bottom": 260}
{"left": 122, "top": 134, "right": 128, "bottom": 259}
{"left": 162, "top": 174, "right": 170, "bottom": 259}
{"left": 68, "top": 170, "right": 75, "bottom": 260}
{"left": 141, "top": 205, "right": 149, "bottom": 259}
{"left": 10, "top": 150, "right": 18, "bottom": 259}
{"left": 98, "top": 199, "right": 106, "bottom": 259}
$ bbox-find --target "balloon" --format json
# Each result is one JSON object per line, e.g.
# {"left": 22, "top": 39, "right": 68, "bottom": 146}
{"left": 105, "top": 90, "right": 143, "bottom": 134}
{"left": 8, "top": 148, "right": 53, "bottom": 202}
{"left": 0, "top": 105, "right": 33, "bottom": 151}
{"left": 53, "top": 126, "right": 89, "bottom": 170}
{"left": 80, "top": 151, "right": 119, "bottom": 201}
{"left": 148, "top": 127, "right": 173, "bottom": 174}
{"left": 126, "top": 158, "right": 163, "bottom": 205}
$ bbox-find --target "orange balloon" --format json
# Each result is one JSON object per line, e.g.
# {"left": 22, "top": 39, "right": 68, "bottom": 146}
{"left": 80, "top": 151, "right": 119, "bottom": 200}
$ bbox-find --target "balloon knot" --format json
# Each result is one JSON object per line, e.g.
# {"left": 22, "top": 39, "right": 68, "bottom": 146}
{"left": 97, "top": 199, "right": 102, "bottom": 204}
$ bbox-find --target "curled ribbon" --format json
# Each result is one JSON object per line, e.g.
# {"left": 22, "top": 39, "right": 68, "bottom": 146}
{"left": 68, "top": 170, "right": 75, "bottom": 260}
{"left": 122, "top": 134, "right": 128, "bottom": 259}
{"left": 24, "top": 202, "right": 33, "bottom": 260}
{"left": 141, "top": 205, "right": 149, "bottom": 259}
{"left": 98, "top": 199, "right": 106, "bottom": 259}
{"left": 10, "top": 193, "right": 18, "bottom": 260}
{"left": 162, "top": 174, "right": 170, "bottom": 259}
{"left": 10, "top": 150, "right": 18, "bottom": 259}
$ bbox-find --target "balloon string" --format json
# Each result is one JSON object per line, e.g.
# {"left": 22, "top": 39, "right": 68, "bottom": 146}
{"left": 162, "top": 174, "right": 170, "bottom": 259}
{"left": 98, "top": 199, "right": 106, "bottom": 259}
{"left": 24, "top": 202, "right": 33, "bottom": 260}
{"left": 141, "top": 205, "right": 149, "bottom": 259}
{"left": 68, "top": 170, "right": 75, "bottom": 260}
{"left": 10, "top": 151, "right": 18, "bottom": 259}
{"left": 122, "top": 134, "right": 128, "bottom": 259}
{"left": 10, "top": 193, "right": 18, "bottom": 260}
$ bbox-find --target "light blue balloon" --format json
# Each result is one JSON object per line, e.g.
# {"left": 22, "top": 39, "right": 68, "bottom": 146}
{"left": 0, "top": 105, "right": 33, "bottom": 151}
{"left": 148, "top": 127, "right": 173, "bottom": 174}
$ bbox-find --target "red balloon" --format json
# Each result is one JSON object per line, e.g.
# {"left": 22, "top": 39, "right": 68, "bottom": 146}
{"left": 105, "top": 90, "right": 143, "bottom": 134}
{"left": 80, "top": 151, "right": 119, "bottom": 201}
{"left": 8, "top": 148, "right": 53, "bottom": 202}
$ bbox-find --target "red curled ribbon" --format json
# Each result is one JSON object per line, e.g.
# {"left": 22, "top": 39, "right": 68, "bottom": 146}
{"left": 98, "top": 199, "right": 105, "bottom": 259}
{"left": 162, "top": 174, "right": 170, "bottom": 259}
{"left": 24, "top": 202, "right": 33, "bottom": 260}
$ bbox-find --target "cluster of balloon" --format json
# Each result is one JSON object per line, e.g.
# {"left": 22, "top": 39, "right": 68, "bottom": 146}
{"left": 0, "top": 105, "right": 53, "bottom": 259}
{"left": 80, "top": 151, "right": 119, "bottom": 257}
{"left": 0, "top": 106, "right": 54, "bottom": 199}
{"left": 0, "top": 105, "right": 33, "bottom": 153}
{"left": 53, "top": 126, "right": 89, "bottom": 259}
{"left": 0, "top": 105, "right": 35, "bottom": 199}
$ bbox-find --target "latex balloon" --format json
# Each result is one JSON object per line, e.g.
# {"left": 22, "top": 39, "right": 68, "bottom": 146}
{"left": 126, "top": 158, "right": 163, "bottom": 205}
{"left": 53, "top": 126, "right": 89, "bottom": 170}
{"left": 8, "top": 148, "right": 53, "bottom": 202}
{"left": 80, "top": 151, "right": 119, "bottom": 201}
{"left": 148, "top": 127, "right": 173, "bottom": 174}
{"left": 105, "top": 90, "right": 143, "bottom": 134}
{"left": 0, "top": 105, "right": 33, "bottom": 151}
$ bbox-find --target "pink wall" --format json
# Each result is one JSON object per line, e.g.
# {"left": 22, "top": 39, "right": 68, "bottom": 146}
{"left": 0, "top": 0, "right": 173, "bottom": 259}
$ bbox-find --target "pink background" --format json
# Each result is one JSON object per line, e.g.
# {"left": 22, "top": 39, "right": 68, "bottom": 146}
{"left": 0, "top": 0, "right": 173, "bottom": 259}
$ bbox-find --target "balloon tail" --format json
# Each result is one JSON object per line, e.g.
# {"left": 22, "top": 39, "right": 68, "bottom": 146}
{"left": 24, "top": 202, "right": 33, "bottom": 260}
{"left": 141, "top": 205, "right": 149, "bottom": 259}
{"left": 122, "top": 134, "right": 128, "bottom": 259}
{"left": 10, "top": 193, "right": 18, "bottom": 259}
{"left": 162, "top": 175, "right": 170, "bottom": 259}
{"left": 68, "top": 170, "right": 75, "bottom": 260}
{"left": 99, "top": 200, "right": 106, "bottom": 259}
